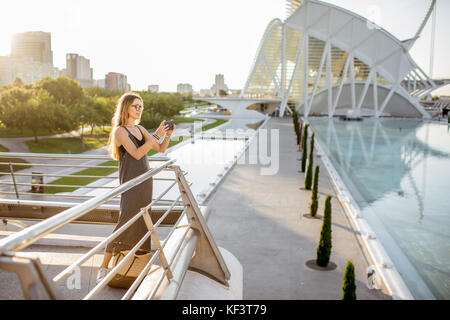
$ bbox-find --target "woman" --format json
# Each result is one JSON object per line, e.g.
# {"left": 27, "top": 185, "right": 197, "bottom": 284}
{"left": 96, "top": 92, "right": 175, "bottom": 283}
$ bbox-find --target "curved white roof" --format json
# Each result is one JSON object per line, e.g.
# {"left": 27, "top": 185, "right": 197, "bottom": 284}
{"left": 285, "top": 0, "right": 416, "bottom": 85}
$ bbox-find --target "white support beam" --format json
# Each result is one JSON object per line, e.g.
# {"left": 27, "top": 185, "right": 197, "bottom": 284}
{"left": 240, "top": 21, "right": 283, "bottom": 98}
{"left": 356, "top": 68, "right": 374, "bottom": 111}
{"left": 262, "top": 52, "right": 282, "bottom": 97}
{"left": 373, "top": 68, "right": 379, "bottom": 116}
{"left": 297, "top": 34, "right": 309, "bottom": 113}
{"left": 281, "top": 34, "right": 306, "bottom": 116}
{"left": 331, "top": 52, "right": 352, "bottom": 115}
{"left": 377, "top": 83, "right": 398, "bottom": 116}
{"left": 350, "top": 53, "right": 356, "bottom": 109}
{"left": 306, "top": 41, "right": 330, "bottom": 116}
{"left": 326, "top": 41, "right": 332, "bottom": 116}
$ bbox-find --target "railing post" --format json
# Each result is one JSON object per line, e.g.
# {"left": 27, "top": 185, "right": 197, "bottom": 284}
{"left": 142, "top": 208, "right": 173, "bottom": 280}
{"left": 0, "top": 252, "right": 62, "bottom": 299}
{"left": 9, "top": 162, "right": 19, "bottom": 199}
{"left": 170, "top": 165, "right": 230, "bottom": 286}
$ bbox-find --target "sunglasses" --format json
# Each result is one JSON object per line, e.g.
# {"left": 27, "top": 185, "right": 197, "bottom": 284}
{"left": 131, "top": 104, "right": 144, "bottom": 111}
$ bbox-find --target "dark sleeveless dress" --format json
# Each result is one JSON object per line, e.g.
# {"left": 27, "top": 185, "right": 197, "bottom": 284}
{"left": 105, "top": 125, "right": 153, "bottom": 254}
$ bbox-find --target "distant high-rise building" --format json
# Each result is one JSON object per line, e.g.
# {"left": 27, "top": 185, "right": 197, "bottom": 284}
{"left": 11, "top": 31, "right": 53, "bottom": 64}
{"left": 148, "top": 84, "right": 159, "bottom": 93}
{"left": 105, "top": 72, "right": 130, "bottom": 91}
{"left": 94, "top": 79, "right": 106, "bottom": 89}
{"left": 0, "top": 31, "right": 59, "bottom": 87}
{"left": 64, "top": 53, "right": 93, "bottom": 88}
{"left": 210, "top": 74, "right": 228, "bottom": 96}
{"left": 177, "top": 83, "right": 193, "bottom": 94}
{"left": 200, "top": 88, "right": 212, "bottom": 96}
{"left": 0, "top": 55, "right": 59, "bottom": 87}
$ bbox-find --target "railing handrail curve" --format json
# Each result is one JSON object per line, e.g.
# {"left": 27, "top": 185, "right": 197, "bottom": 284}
{"left": 0, "top": 158, "right": 176, "bottom": 253}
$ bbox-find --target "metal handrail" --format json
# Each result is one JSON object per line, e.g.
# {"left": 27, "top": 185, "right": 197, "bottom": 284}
{"left": 52, "top": 180, "right": 181, "bottom": 284}
{"left": 0, "top": 158, "right": 176, "bottom": 253}
{"left": 0, "top": 153, "right": 230, "bottom": 300}
{"left": 0, "top": 152, "right": 170, "bottom": 161}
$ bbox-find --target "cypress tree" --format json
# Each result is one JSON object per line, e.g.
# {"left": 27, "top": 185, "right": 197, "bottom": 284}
{"left": 316, "top": 195, "right": 332, "bottom": 267}
{"left": 310, "top": 165, "right": 319, "bottom": 216}
{"left": 298, "top": 121, "right": 303, "bottom": 148}
{"left": 293, "top": 110, "right": 299, "bottom": 139}
{"left": 305, "top": 132, "right": 315, "bottom": 190}
{"left": 301, "top": 124, "right": 309, "bottom": 172}
{"left": 342, "top": 260, "right": 357, "bottom": 300}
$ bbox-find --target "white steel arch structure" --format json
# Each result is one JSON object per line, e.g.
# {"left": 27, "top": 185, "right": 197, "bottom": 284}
{"left": 240, "top": 0, "right": 438, "bottom": 119}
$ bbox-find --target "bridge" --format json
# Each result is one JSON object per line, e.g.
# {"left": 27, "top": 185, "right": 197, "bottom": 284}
{"left": 0, "top": 153, "right": 242, "bottom": 299}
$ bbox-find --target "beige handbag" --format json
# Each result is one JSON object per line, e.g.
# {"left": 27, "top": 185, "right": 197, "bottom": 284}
{"left": 107, "top": 250, "right": 153, "bottom": 289}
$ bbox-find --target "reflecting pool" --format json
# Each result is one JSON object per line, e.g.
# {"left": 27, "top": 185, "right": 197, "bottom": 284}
{"left": 308, "top": 118, "right": 450, "bottom": 300}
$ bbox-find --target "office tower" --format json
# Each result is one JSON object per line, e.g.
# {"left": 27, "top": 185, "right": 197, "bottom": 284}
{"left": 11, "top": 31, "right": 53, "bottom": 64}
{"left": 105, "top": 72, "right": 130, "bottom": 91}
{"left": 65, "top": 53, "right": 94, "bottom": 88}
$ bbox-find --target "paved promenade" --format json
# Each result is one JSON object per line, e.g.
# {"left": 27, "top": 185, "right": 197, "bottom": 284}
{"left": 205, "top": 117, "right": 391, "bottom": 299}
{"left": 0, "top": 116, "right": 392, "bottom": 300}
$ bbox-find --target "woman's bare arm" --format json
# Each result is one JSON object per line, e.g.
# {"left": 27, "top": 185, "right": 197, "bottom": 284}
{"left": 115, "top": 127, "right": 157, "bottom": 160}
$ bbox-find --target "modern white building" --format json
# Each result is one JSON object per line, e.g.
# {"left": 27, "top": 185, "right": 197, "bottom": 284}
{"left": 210, "top": 74, "right": 229, "bottom": 96}
{"left": 177, "top": 83, "right": 193, "bottom": 94}
{"left": 148, "top": 84, "right": 159, "bottom": 93}
{"left": 198, "top": 0, "right": 449, "bottom": 119}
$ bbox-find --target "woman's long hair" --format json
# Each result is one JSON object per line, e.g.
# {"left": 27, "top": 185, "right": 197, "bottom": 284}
{"left": 108, "top": 92, "right": 143, "bottom": 160}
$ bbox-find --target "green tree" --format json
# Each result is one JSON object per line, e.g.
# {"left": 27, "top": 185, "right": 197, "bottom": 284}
{"left": 71, "top": 95, "right": 97, "bottom": 139}
{"left": 316, "top": 195, "right": 332, "bottom": 267}
{"left": 11, "top": 89, "right": 75, "bottom": 142}
{"left": 305, "top": 132, "right": 315, "bottom": 190}
{"left": 292, "top": 110, "right": 299, "bottom": 143}
{"left": 139, "top": 91, "right": 184, "bottom": 129}
{"left": 0, "top": 87, "right": 34, "bottom": 134}
{"left": 301, "top": 124, "right": 309, "bottom": 172}
{"left": 35, "top": 76, "right": 84, "bottom": 107}
{"left": 310, "top": 165, "right": 319, "bottom": 217}
{"left": 342, "top": 260, "right": 357, "bottom": 300}
{"left": 91, "top": 96, "right": 114, "bottom": 131}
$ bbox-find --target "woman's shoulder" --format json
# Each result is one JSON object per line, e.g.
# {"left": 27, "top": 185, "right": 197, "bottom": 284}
{"left": 114, "top": 126, "right": 128, "bottom": 137}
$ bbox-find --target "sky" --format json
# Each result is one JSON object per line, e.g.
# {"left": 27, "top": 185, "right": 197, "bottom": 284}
{"left": 0, "top": 0, "right": 449, "bottom": 94}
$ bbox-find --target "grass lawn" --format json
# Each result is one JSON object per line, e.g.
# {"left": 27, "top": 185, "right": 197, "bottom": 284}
{"left": 201, "top": 118, "right": 229, "bottom": 131}
{"left": 0, "top": 126, "right": 67, "bottom": 138}
{"left": 44, "top": 160, "right": 118, "bottom": 194}
{"left": 25, "top": 137, "right": 109, "bottom": 154}
{"left": 38, "top": 117, "right": 228, "bottom": 193}
{"left": 0, "top": 144, "right": 31, "bottom": 175}
{"left": 173, "top": 116, "right": 205, "bottom": 124}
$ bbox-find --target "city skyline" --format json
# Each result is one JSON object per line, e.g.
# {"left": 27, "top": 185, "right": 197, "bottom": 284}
{"left": 0, "top": 0, "right": 449, "bottom": 94}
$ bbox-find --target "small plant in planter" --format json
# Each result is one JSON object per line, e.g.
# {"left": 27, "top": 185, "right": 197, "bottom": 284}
{"left": 310, "top": 165, "right": 319, "bottom": 217}
{"left": 301, "top": 124, "right": 309, "bottom": 172}
{"left": 316, "top": 195, "right": 332, "bottom": 267}
{"left": 342, "top": 260, "right": 357, "bottom": 300}
{"left": 304, "top": 132, "right": 315, "bottom": 190}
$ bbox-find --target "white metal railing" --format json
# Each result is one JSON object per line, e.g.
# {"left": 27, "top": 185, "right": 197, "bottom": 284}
{"left": 0, "top": 152, "right": 185, "bottom": 205}
{"left": 0, "top": 154, "right": 230, "bottom": 300}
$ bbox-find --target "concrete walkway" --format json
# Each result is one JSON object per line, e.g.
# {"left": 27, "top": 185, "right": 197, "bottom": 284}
{"left": 205, "top": 117, "right": 392, "bottom": 300}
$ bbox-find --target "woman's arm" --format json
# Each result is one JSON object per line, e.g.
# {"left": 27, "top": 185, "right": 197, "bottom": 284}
{"left": 138, "top": 122, "right": 176, "bottom": 154}
{"left": 115, "top": 127, "right": 160, "bottom": 160}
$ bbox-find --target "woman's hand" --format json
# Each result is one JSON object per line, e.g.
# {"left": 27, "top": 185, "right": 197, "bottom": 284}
{"left": 166, "top": 123, "right": 176, "bottom": 136}
{"left": 155, "top": 121, "right": 168, "bottom": 137}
